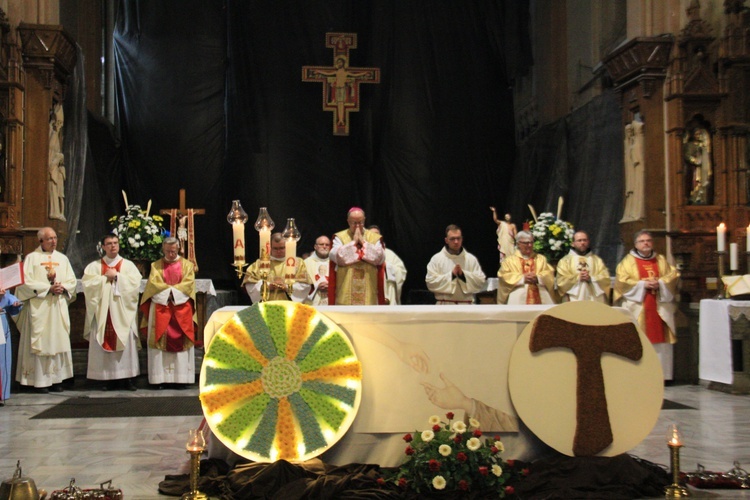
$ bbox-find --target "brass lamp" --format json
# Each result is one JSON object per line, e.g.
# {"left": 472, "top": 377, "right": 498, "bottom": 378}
{"left": 665, "top": 424, "right": 689, "bottom": 498}
{"left": 182, "top": 429, "right": 207, "bottom": 500}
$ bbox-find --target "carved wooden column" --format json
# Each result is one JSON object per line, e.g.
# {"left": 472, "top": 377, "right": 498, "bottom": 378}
{"left": 17, "top": 23, "right": 76, "bottom": 252}
{"left": 603, "top": 36, "right": 673, "bottom": 250}
{"left": 0, "top": 8, "right": 24, "bottom": 258}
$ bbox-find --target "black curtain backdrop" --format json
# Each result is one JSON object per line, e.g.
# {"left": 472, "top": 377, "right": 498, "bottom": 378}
{"left": 107, "top": 0, "right": 528, "bottom": 298}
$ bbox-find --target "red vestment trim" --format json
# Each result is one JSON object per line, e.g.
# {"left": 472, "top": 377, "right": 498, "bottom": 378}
{"left": 522, "top": 257, "right": 541, "bottom": 305}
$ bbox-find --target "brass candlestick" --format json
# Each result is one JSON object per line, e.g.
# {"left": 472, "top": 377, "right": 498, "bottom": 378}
{"left": 665, "top": 424, "right": 689, "bottom": 498}
{"left": 717, "top": 251, "right": 726, "bottom": 299}
{"left": 182, "top": 429, "right": 207, "bottom": 500}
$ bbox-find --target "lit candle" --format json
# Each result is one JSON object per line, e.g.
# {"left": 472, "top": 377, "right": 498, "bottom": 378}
{"left": 746, "top": 224, "right": 750, "bottom": 252}
{"left": 730, "top": 243, "right": 739, "bottom": 271}
{"left": 717, "top": 223, "right": 726, "bottom": 252}
{"left": 232, "top": 222, "right": 245, "bottom": 263}
{"left": 259, "top": 227, "right": 271, "bottom": 260}
{"left": 285, "top": 237, "right": 297, "bottom": 261}
{"left": 666, "top": 424, "right": 682, "bottom": 447}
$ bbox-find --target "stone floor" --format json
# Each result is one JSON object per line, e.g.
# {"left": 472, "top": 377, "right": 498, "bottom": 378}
{"left": 1, "top": 381, "right": 749, "bottom": 499}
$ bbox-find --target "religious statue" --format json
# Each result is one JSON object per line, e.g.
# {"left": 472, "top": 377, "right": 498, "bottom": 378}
{"left": 684, "top": 119, "right": 713, "bottom": 205}
{"left": 490, "top": 207, "right": 516, "bottom": 263}
{"left": 312, "top": 55, "right": 372, "bottom": 127}
{"left": 48, "top": 103, "right": 66, "bottom": 221}
{"left": 177, "top": 214, "right": 188, "bottom": 255}
{"left": 620, "top": 119, "right": 645, "bottom": 222}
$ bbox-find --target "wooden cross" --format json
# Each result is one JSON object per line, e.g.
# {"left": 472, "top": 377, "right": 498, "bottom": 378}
{"left": 160, "top": 189, "right": 205, "bottom": 272}
{"left": 302, "top": 33, "right": 380, "bottom": 136}
{"left": 42, "top": 256, "right": 59, "bottom": 280}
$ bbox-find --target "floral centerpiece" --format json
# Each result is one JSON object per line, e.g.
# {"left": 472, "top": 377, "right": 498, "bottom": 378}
{"left": 384, "top": 412, "right": 513, "bottom": 496}
{"left": 529, "top": 212, "right": 575, "bottom": 262}
{"left": 109, "top": 199, "right": 166, "bottom": 262}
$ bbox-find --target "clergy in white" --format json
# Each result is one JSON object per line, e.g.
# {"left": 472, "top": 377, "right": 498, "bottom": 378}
{"left": 426, "top": 224, "right": 486, "bottom": 304}
{"left": 243, "top": 233, "right": 311, "bottom": 303}
{"left": 82, "top": 234, "right": 141, "bottom": 390}
{"left": 304, "top": 235, "right": 331, "bottom": 306}
{"left": 556, "top": 231, "right": 611, "bottom": 303}
{"left": 15, "top": 227, "right": 77, "bottom": 391}
{"left": 369, "top": 226, "right": 407, "bottom": 305}
{"left": 497, "top": 231, "right": 556, "bottom": 305}
{"left": 140, "top": 237, "right": 196, "bottom": 388}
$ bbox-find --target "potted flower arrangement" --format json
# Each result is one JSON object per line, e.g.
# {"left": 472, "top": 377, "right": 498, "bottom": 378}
{"left": 109, "top": 200, "right": 166, "bottom": 263}
{"left": 385, "top": 412, "right": 514, "bottom": 496}
{"left": 529, "top": 212, "right": 575, "bottom": 263}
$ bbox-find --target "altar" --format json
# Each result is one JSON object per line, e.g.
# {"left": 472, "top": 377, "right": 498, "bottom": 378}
{"left": 699, "top": 299, "right": 750, "bottom": 393}
{"left": 203, "top": 304, "right": 556, "bottom": 466}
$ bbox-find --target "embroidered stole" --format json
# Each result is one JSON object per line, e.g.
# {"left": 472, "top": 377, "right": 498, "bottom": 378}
{"left": 101, "top": 259, "right": 123, "bottom": 352}
{"left": 635, "top": 258, "right": 665, "bottom": 343}
{"left": 522, "top": 257, "right": 541, "bottom": 305}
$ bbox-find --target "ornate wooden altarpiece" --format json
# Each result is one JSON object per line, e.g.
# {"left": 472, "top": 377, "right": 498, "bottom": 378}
{"left": 605, "top": 0, "right": 750, "bottom": 303}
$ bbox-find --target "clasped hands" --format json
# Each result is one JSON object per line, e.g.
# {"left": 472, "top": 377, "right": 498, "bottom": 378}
{"left": 352, "top": 226, "right": 366, "bottom": 247}
{"left": 578, "top": 269, "right": 591, "bottom": 282}
{"left": 50, "top": 281, "right": 66, "bottom": 295}
{"left": 452, "top": 264, "right": 464, "bottom": 278}
{"left": 523, "top": 271, "right": 538, "bottom": 284}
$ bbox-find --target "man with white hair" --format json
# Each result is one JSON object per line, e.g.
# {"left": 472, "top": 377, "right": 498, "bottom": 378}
{"left": 329, "top": 207, "right": 386, "bottom": 305}
{"left": 140, "top": 237, "right": 196, "bottom": 389}
{"left": 15, "top": 227, "right": 77, "bottom": 393}
{"left": 304, "top": 235, "right": 331, "bottom": 306}
{"left": 497, "top": 230, "right": 556, "bottom": 304}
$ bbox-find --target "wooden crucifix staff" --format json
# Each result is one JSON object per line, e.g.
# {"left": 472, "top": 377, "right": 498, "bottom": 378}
{"left": 160, "top": 189, "right": 205, "bottom": 272}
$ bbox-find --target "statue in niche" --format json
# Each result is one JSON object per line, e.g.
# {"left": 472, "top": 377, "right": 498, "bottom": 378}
{"left": 684, "top": 117, "right": 713, "bottom": 205}
{"left": 620, "top": 119, "right": 645, "bottom": 222}
{"left": 48, "top": 103, "right": 66, "bottom": 220}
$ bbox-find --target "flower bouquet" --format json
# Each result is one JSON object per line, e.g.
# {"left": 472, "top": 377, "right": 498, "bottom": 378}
{"left": 109, "top": 196, "right": 166, "bottom": 262}
{"left": 529, "top": 212, "right": 574, "bottom": 262}
{"left": 385, "top": 412, "right": 513, "bottom": 496}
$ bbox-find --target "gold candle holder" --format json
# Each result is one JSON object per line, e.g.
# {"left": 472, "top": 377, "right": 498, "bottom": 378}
{"left": 665, "top": 424, "right": 689, "bottom": 498}
{"left": 717, "top": 251, "right": 726, "bottom": 300}
{"left": 182, "top": 429, "right": 208, "bottom": 500}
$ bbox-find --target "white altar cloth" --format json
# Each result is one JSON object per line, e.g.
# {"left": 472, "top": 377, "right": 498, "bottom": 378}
{"left": 699, "top": 299, "right": 750, "bottom": 384}
{"left": 203, "top": 304, "right": 554, "bottom": 466}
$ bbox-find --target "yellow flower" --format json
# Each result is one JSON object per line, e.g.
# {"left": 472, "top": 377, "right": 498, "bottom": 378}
{"left": 153, "top": 215, "right": 163, "bottom": 222}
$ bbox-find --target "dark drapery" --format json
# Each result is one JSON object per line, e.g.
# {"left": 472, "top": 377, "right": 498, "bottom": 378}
{"left": 106, "top": 0, "right": 529, "bottom": 296}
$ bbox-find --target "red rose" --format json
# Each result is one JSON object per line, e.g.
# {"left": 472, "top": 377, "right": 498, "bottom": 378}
{"left": 506, "top": 459, "right": 515, "bottom": 467}
{"left": 494, "top": 435, "right": 501, "bottom": 441}
{"left": 458, "top": 480, "right": 469, "bottom": 491}
{"left": 398, "top": 478, "right": 407, "bottom": 488}
{"left": 428, "top": 459, "right": 441, "bottom": 471}
{"left": 473, "top": 429, "right": 483, "bottom": 437}
{"left": 491, "top": 446, "right": 499, "bottom": 454}
{"left": 454, "top": 435, "right": 462, "bottom": 444}
{"left": 405, "top": 446, "right": 415, "bottom": 455}
{"left": 522, "top": 468, "right": 530, "bottom": 476}
{"left": 403, "top": 433, "right": 413, "bottom": 442}
{"left": 446, "top": 412, "right": 454, "bottom": 420}
{"left": 457, "top": 452, "right": 468, "bottom": 462}
{"left": 433, "top": 424, "right": 441, "bottom": 432}
{"left": 505, "top": 485, "right": 515, "bottom": 495}
{"left": 376, "top": 477, "right": 385, "bottom": 486}
{"left": 478, "top": 466, "right": 489, "bottom": 476}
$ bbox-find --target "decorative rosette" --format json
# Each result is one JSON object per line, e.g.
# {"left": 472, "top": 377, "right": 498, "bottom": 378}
{"left": 199, "top": 301, "right": 362, "bottom": 462}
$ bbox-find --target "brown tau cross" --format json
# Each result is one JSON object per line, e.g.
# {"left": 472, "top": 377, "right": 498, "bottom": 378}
{"left": 159, "top": 189, "right": 205, "bottom": 272}
{"left": 302, "top": 32, "right": 380, "bottom": 136}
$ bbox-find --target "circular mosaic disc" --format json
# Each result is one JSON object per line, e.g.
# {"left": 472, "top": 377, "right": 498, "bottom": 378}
{"left": 199, "top": 301, "right": 362, "bottom": 462}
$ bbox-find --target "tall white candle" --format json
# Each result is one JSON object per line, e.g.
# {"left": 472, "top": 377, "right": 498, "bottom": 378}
{"left": 717, "top": 223, "right": 726, "bottom": 252}
{"left": 746, "top": 224, "right": 750, "bottom": 252}
{"left": 232, "top": 222, "right": 245, "bottom": 262}
{"left": 285, "top": 238, "right": 297, "bottom": 260}
{"left": 259, "top": 227, "right": 271, "bottom": 260}
{"left": 730, "top": 243, "right": 739, "bottom": 270}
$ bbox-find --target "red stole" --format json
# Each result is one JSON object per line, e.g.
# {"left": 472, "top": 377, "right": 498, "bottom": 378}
{"left": 100, "top": 259, "right": 123, "bottom": 352}
{"left": 154, "top": 260, "right": 195, "bottom": 352}
{"left": 522, "top": 257, "right": 541, "bottom": 305}
{"left": 635, "top": 257, "right": 665, "bottom": 343}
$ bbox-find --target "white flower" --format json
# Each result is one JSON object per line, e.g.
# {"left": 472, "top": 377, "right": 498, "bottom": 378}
{"left": 438, "top": 444, "right": 452, "bottom": 456}
{"left": 467, "top": 437, "right": 482, "bottom": 451}
{"left": 432, "top": 475, "right": 446, "bottom": 490}
{"left": 492, "top": 464, "right": 503, "bottom": 476}
{"left": 451, "top": 421, "right": 467, "bottom": 434}
{"left": 421, "top": 430, "right": 435, "bottom": 442}
{"left": 134, "top": 233, "right": 141, "bottom": 240}
{"left": 494, "top": 441, "right": 505, "bottom": 453}
{"left": 469, "top": 418, "right": 481, "bottom": 428}
{"left": 128, "top": 237, "right": 136, "bottom": 245}
{"left": 548, "top": 238, "right": 555, "bottom": 246}
{"left": 428, "top": 415, "right": 441, "bottom": 426}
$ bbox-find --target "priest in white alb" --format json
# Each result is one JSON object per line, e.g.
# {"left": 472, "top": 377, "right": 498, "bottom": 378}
{"left": 497, "top": 231, "right": 556, "bottom": 304}
{"left": 82, "top": 234, "right": 141, "bottom": 390}
{"left": 15, "top": 227, "right": 77, "bottom": 392}
{"left": 556, "top": 230, "right": 611, "bottom": 303}
{"left": 369, "top": 226, "right": 407, "bottom": 305}
{"left": 243, "top": 233, "right": 310, "bottom": 303}
{"left": 140, "top": 237, "right": 196, "bottom": 389}
{"left": 426, "top": 224, "right": 486, "bottom": 304}
{"left": 304, "top": 235, "right": 331, "bottom": 306}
